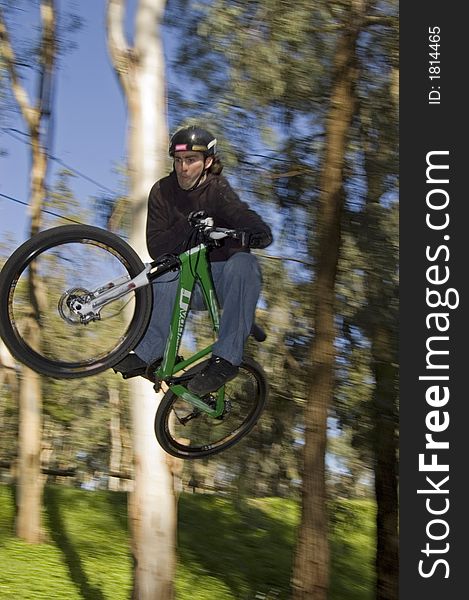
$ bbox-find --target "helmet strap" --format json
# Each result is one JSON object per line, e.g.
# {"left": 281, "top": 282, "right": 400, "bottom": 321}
{"left": 187, "top": 171, "right": 206, "bottom": 191}
{"left": 179, "top": 155, "right": 213, "bottom": 191}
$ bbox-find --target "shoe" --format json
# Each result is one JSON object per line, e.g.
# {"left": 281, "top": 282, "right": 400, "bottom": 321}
{"left": 113, "top": 353, "right": 148, "bottom": 379}
{"left": 113, "top": 354, "right": 184, "bottom": 382}
{"left": 113, "top": 353, "right": 162, "bottom": 381}
{"left": 187, "top": 355, "right": 239, "bottom": 396}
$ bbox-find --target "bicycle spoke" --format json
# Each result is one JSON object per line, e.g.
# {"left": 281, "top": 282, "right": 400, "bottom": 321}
{"left": 9, "top": 242, "right": 135, "bottom": 365}
{"left": 155, "top": 358, "right": 267, "bottom": 458}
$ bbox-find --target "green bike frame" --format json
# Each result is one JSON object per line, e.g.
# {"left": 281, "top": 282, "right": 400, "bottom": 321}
{"left": 153, "top": 243, "right": 226, "bottom": 417}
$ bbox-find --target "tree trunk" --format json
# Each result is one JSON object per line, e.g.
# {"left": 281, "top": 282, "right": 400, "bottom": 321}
{"left": 16, "top": 366, "right": 43, "bottom": 541}
{"left": 372, "top": 344, "right": 399, "bottom": 600}
{"left": 15, "top": 117, "right": 49, "bottom": 544}
{"left": 0, "top": 340, "right": 17, "bottom": 388}
{"left": 109, "top": 383, "right": 123, "bottom": 491}
{"left": 361, "top": 82, "right": 399, "bottom": 599}
{"left": 129, "top": 380, "right": 176, "bottom": 600}
{"left": 291, "top": 7, "right": 361, "bottom": 599}
{"left": 366, "top": 245, "right": 399, "bottom": 600}
{"left": 0, "top": 1, "right": 56, "bottom": 543}
{"left": 107, "top": 2, "right": 177, "bottom": 597}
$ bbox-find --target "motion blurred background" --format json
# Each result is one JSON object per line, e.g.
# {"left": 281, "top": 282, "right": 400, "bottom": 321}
{"left": 0, "top": 2, "right": 398, "bottom": 599}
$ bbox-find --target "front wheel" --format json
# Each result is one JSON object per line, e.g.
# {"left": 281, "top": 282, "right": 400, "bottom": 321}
{"left": 154, "top": 357, "right": 268, "bottom": 459}
{"left": 0, "top": 224, "right": 152, "bottom": 379}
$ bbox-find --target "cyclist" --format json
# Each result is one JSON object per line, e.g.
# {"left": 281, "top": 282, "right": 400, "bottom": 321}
{"left": 113, "top": 125, "right": 273, "bottom": 396}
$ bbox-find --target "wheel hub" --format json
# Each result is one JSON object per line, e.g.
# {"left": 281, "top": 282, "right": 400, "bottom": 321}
{"left": 58, "top": 288, "right": 98, "bottom": 324}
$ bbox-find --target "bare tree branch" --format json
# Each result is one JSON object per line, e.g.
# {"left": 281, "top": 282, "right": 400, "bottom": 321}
{"left": 134, "top": 0, "right": 166, "bottom": 53}
{"left": 0, "top": 7, "right": 36, "bottom": 128}
{"left": 37, "top": 0, "right": 56, "bottom": 120}
{"left": 106, "top": 0, "right": 133, "bottom": 95}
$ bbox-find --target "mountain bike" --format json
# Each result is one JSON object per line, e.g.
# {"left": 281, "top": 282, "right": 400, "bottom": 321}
{"left": 0, "top": 224, "right": 268, "bottom": 459}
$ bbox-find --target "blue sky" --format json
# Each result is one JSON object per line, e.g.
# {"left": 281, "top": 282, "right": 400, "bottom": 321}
{"left": 0, "top": 2, "right": 147, "bottom": 249}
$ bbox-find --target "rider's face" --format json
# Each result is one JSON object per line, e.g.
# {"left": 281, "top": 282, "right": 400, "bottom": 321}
{"left": 174, "top": 151, "right": 212, "bottom": 190}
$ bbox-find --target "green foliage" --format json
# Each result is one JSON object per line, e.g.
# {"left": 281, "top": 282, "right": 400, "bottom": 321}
{"left": 0, "top": 484, "right": 376, "bottom": 600}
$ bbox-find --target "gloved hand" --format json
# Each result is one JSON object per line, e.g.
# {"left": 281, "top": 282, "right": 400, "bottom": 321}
{"left": 188, "top": 210, "right": 214, "bottom": 229}
{"left": 240, "top": 229, "right": 270, "bottom": 249}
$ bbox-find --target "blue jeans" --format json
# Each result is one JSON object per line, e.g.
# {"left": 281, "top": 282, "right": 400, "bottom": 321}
{"left": 134, "top": 252, "right": 262, "bottom": 366}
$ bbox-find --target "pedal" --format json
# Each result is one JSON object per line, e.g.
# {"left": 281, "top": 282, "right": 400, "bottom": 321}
{"left": 113, "top": 366, "right": 147, "bottom": 379}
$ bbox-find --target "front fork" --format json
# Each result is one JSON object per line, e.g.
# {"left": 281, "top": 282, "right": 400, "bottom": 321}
{"left": 67, "top": 255, "right": 180, "bottom": 323}
{"left": 67, "top": 265, "right": 152, "bottom": 323}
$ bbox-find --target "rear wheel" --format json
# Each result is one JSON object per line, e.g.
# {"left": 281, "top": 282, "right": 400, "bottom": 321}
{"left": 0, "top": 224, "right": 152, "bottom": 378}
{"left": 154, "top": 357, "right": 268, "bottom": 459}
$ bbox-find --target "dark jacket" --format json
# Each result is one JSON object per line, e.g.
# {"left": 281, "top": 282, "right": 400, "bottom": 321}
{"left": 146, "top": 171, "right": 273, "bottom": 262}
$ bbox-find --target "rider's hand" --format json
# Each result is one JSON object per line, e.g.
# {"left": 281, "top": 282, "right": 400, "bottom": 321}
{"left": 188, "top": 210, "right": 214, "bottom": 229}
{"left": 240, "top": 229, "right": 270, "bottom": 249}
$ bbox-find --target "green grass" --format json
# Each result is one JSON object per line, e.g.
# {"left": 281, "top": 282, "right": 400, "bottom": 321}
{"left": 0, "top": 484, "right": 375, "bottom": 599}
{"left": 0, "top": 485, "right": 132, "bottom": 600}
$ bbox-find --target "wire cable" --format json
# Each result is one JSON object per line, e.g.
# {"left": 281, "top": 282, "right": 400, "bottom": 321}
{"left": 1, "top": 127, "right": 116, "bottom": 195}
{"left": 0, "top": 192, "right": 84, "bottom": 225}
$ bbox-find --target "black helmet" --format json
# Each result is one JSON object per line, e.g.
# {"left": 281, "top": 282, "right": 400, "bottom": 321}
{"left": 169, "top": 126, "right": 217, "bottom": 157}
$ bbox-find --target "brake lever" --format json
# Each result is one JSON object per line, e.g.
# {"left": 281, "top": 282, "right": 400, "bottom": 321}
{"left": 240, "top": 231, "right": 250, "bottom": 248}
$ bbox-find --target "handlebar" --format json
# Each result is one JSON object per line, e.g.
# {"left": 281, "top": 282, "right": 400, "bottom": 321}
{"left": 149, "top": 227, "right": 248, "bottom": 275}
{"left": 206, "top": 227, "right": 256, "bottom": 249}
{"left": 148, "top": 228, "right": 243, "bottom": 276}
{"left": 206, "top": 227, "right": 242, "bottom": 241}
